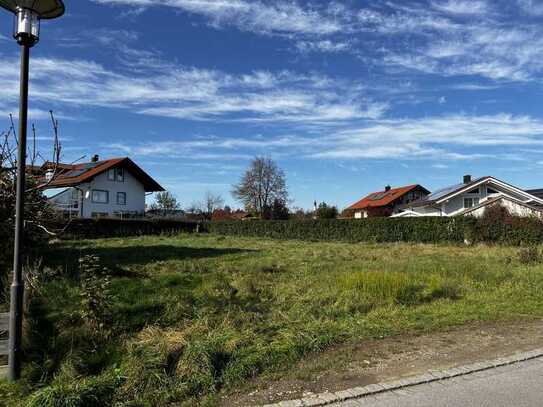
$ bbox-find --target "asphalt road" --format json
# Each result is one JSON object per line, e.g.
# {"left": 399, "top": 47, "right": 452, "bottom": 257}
{"left": 333, "top": 357, "right": 543, "bottom": 407}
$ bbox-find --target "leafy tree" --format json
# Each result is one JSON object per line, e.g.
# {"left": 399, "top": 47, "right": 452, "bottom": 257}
{"left": 316, "top": 202, "right": 339, "bottom": 219}
{"left": 150, "top": 191, "right": 180, "bottom": 212}
{"left": 232, "top": 157, "right": 288, "bottom": 218}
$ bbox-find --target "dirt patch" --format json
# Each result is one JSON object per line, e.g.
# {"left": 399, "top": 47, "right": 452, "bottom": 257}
{"left": 221, "top": 318, "right": 543, "bottom": 406}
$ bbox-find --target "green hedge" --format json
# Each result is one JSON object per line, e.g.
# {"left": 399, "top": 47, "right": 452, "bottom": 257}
{"left": 207, "top": 216, "right": 543, "bottom": 246}
{"left": 207, "top": 218, "right": 474, "bottom": 244}
{"left": 60, "top": 218, "right": 201, "bottom": 239}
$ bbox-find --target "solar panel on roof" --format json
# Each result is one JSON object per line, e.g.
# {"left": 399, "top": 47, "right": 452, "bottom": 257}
{"left": 370, "top": 193, "right": 386, "bottom": 201}
{"left": 425, "top": 177, "right": 485, "bottom": 201}
{"left": 63, "top": 169, "right": 86, "bottom": 177}
{"left": 61, "top": 162, "right": 101, "bottom": 178}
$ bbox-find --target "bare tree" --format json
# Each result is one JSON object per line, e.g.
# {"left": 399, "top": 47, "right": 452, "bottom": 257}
{"left": 232, "top": 156, "right": 288, "bottom": 217}
{"left": 202, "top": 191, "right": 224, "bottom": 220}
{"left": 0, "top": 112, "right": 64, "bottom": 300}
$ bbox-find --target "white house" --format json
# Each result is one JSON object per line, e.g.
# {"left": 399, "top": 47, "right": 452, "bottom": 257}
{"left": 37, "top": 156, "right": 164, "bottom": 218}
{"left": 396, "top": 175, "right": 543, "bottom": 218}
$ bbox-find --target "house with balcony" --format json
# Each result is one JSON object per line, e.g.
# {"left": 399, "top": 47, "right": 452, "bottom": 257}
{"left": 395, "top": 175, "right": 543, "bottom": 218}
{"left": 35, "top": 156, "right": 164, "bottom": 218}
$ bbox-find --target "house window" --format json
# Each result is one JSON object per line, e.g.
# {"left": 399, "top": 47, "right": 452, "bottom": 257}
{"left": 107, "top": 168, "right": 125, "bottom": 182}
{"left": 117, "top": 192, "right": 127, "bottom": 205}
{"left": 487, "top": 187, "right": 499, "bottom": 195}
{"left": 464, "top": 197, "right": 479, "bottom": 209}
{"left": 92, "top": 189, "right": 109, "bottom": 204}
{"left": 466, "top": 187, "right": 480, "bottom": 195}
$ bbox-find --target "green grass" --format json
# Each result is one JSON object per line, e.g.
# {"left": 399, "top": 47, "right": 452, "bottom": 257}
{"left": 3, "top": 235, "right": 543, "bottom": 405}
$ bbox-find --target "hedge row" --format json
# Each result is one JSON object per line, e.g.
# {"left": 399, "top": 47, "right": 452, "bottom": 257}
{"left": 206, "top": 218, "right": 474, "bottom": 244}
{"left": 60, "top": 218, "right": 201, "bottom": 239}
{"left": 207, "top": 216, "right": 543, "bottom": 246}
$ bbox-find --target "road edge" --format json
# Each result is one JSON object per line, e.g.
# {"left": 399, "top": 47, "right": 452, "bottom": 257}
{"left": 262, "top": 348, "right": 543, "bottom": 407}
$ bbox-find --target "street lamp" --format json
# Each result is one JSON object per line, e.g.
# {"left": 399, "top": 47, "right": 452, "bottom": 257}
{"left": 0, "top": 0, "right": 65, "bottom": 381}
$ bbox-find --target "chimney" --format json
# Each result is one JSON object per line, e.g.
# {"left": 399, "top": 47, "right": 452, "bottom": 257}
{"left": 385, "top": 185, "right": 391, "bottom": 192}
{"left": 45, "top": 169, "right": 54, "bottom": 182}
{"left": 463, "top": 174, "right": 472, "bottom": 184}
{"left": 91, "top": 154, "right": 99, "bottom": 163}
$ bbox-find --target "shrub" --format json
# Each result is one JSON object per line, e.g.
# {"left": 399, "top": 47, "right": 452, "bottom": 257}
{"left": 469, "top": 204, "right": 543, "bottom": 245}
{"left": 316, "top": 202, "right": 339, "bottom": 219}
{"left": 60, "top": 218, "right": 200, "bottom": 239}
{"left": 207, "top": 213, "right": 543, "bottom": 246}
{"left": 207, "top": 218, "right": 470, "bottom": 244}
{"left": 79, "top": 255, "right": 114, "bottom": 341}
{"left": 0, "top": 174, "right": 53, "bottom": 302}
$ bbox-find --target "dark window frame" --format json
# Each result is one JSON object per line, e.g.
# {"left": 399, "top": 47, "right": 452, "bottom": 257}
{"left": 116, "top": 168, "right": 125, "bottom": 182}
{"left": 464, "top": 197, "right": 479, "bottom": 209}
{"left": 117, "top": 192, "right": 127, "bottom": 206}
{"left": 92, "top": 189, "right": 109, "bottom": 204}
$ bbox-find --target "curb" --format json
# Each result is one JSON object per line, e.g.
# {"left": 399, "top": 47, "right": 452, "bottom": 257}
{"left": 262, "top": 348, "right": 543, "bottom": 407}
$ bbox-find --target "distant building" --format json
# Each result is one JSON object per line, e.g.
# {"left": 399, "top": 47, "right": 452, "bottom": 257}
{"left": 212, "top": 208, "right": 250, "bottom": 221}
{"left": 34, "top": 156, "right": 164, "bottom": 218}
{"left": 346, "top": 184, "right": 430, "bottom": 218}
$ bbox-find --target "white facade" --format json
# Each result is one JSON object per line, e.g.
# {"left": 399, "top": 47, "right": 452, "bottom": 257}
{"left": 464, "top": 196, "right": 543, "bottom": 219}
{"left": 48, "top": 168, "right": 146, "bottom": 218}
{"left": 404, "top": 177, "right": 543, "bottom": 217}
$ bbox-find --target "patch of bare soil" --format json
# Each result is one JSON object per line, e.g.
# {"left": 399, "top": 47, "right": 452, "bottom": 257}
{"left": 221, "top": 318, "right": 543, "bottom": 406}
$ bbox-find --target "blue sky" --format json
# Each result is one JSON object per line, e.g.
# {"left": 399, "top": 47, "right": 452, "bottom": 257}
{"left": 2, "top": 0, "right": 543, "bottom": 210}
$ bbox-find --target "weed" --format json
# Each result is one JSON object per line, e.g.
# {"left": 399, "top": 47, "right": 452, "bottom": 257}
{"left": 518, "top": 247, "right": 542, "bottom": 265}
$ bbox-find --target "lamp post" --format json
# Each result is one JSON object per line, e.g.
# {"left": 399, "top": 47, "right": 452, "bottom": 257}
{"left": 0, "top": 0, "right": 65, "bottom": 381}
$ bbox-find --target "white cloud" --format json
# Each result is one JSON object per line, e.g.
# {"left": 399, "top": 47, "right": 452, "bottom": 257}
{"left": 89, "top": 0, "right": 543, "bottom": 82}
{"left": 296, "top": 39, "right": 352, "bottom": 54}
{"left": 91, "top": 0, "right": 344, "bottom": 36}
{"left": 432, "top": 0, "right": 489, "bottom": 15}
{"left": 104, "top": 114, "right": 543, "bottom": 162}
{"left": 382, "top": 23, "right": 543, "bottom": 81}
{"left": 517, "top": 0, "right": 543, "bottom": 16}
{"left": 0, "top": 53, "right": 385, "bottom": 124}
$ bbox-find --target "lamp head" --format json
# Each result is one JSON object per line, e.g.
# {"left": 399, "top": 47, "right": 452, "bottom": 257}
{"left": 0, "top": 0, "right": 65, "bottom": 46}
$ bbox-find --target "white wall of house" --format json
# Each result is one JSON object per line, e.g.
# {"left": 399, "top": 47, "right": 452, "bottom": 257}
{"left": 354, "top": 211, "right": 368, "bottom": 219}
{"left": 48, "top": 168, "right": 146, "bottom": 218}
{"left": 468, "top": 199, "right": 543, "bottom": 219}
{"left": 409, "top": 180, "right": 540, "bottom": 217}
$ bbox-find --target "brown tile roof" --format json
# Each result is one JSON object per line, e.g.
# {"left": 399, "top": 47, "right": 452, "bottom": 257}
{"left": 347, "top": 184, "right": 427, "bottom": 210}
{"left": 37, "top": 157, "right": 164, "bottom": 192}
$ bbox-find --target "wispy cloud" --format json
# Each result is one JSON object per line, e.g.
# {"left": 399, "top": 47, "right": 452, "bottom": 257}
{"left": 431, "top": 0, "right": 489, "bottom": 15}
{"left": 295, "top": 39, "right": 353, "bottom": 54}
{"left": 103, "top": 114, "right": 543, "bottom": 162}
{"left": 0, "top": 52, "right": 386, "bottom": 124}
{"left": 89, "top": 0, "right": 543, "bottom": 83}
{"left": 517, "top": 0, "right": 543, "bottom": 16}
{"left": 91, "top": 0, "right": 344, "bottom": 36}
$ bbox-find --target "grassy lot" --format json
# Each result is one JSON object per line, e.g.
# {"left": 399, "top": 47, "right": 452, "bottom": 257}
{"left": 3, "top": 235, "right": 543, "bottom": 405}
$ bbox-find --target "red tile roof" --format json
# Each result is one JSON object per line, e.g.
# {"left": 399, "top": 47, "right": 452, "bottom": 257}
{"left": 347, "top": 184, "right": 426, "bottom": 210}
{"left": 35, "top": 157, "right": 164, "bottom": 192}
